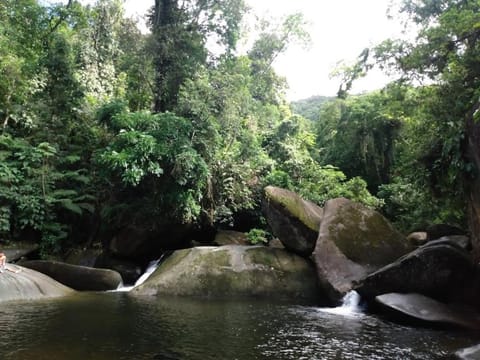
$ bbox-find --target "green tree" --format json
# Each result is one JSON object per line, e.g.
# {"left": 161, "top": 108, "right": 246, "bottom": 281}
{"left": 149, "top": 0, "right": 246, "bottom": 112}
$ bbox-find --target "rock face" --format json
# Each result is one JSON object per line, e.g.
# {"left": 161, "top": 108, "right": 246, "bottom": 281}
{"left": 313, "top": 198, "right": 410, "bottom": 301}
{"left": 132, "top": 245, "right": 321, "bottom": 302}
{"left": 0, "top": 265, "right": 73, "bottom": 302}
{"left": 375, "top": 293, "right": 480, "bottom": 330}
{"left": 263, "top": 186, "right": 323, "bottom": 256}
{"left": 20, "top": 260, "right": 122, "bottom": 291}
{"left": 356, "top": 242, "right": 474, "bottom": 303}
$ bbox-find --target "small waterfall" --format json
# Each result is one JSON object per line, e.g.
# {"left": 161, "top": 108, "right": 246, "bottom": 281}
{"left": 318, "top": 290, "right": 364, "bottom": 316}
{"left": 115, "top": 256, "right": 163, "bottom": 292}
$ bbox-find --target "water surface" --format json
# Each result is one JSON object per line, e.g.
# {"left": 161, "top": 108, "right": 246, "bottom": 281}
{"left": 0, "top": 292, "right": 478, "bottom": 359}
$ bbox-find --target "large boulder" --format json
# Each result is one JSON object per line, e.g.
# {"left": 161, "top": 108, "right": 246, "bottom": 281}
{"left": 132, "top": 245, "right": 322, "bottom": 302}
{"left": 313, "top": 198, "right": 410, "bottom": 301}
{"left": 263, "top": 186, "right": 323, "bottom": 256}
{"left": 0, "top": 265, "right": 73, "bottom": 302}
{"left": 375, "top": 293, "right": 480, "bottom": 330}
{"left": 19, "top": 260, "right": 122, "bottom": 291}
{"left": 356, "top": 242, "right": 475, "bottom": 303}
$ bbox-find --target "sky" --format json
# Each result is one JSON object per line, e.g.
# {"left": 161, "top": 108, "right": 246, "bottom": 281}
{"left": 45, "top": 0, "right": 407, "bottom": 101}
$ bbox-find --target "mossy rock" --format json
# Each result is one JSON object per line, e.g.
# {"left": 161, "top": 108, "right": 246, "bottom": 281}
{"left": 263, "top": 186, "right": 323, "bottom": 256}
{"left": 131, "top": 245, "right": 322, "bottom": 302}
{"left": 313, "top": 198, "right": 411, "bottom": 302}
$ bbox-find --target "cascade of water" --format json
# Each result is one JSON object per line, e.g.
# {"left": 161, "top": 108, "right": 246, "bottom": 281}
{"left": 115, "top": 256, "right": 164, "bottom": 292}
{"left": 318, "top": 290, "right": 364, "bottom": 316}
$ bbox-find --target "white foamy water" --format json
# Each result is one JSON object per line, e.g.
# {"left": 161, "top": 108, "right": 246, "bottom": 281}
{"left": 115, "top": 257, "right": 163, "bottom": 292}
{"left": 318, "top": 291, "right": 364, "bottom": 316}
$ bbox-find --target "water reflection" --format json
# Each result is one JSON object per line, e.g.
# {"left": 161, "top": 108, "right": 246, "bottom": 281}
{"left": 0, "top": 293, "right": 478, "bottom": 360}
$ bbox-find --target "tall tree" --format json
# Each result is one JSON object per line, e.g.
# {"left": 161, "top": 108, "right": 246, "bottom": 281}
{"left": 359, "top": 0, "right": 480, "bottom": 251}
{"left": 149, "top": 0, "right": 246, "bottom": 112}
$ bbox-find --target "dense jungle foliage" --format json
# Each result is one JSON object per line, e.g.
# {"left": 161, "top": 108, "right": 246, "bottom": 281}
{"left": 0, "top": 0, "right": 478, "bottom": 256}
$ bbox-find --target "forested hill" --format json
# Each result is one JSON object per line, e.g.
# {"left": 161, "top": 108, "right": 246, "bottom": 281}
{"left": 1, "top": 0, "right": 479, "bottom": 261}
{"left": 291, "top": 96, "right": 334, "bottom": 121}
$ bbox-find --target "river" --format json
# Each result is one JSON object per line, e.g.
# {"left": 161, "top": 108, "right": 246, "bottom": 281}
{"left": 0, "top": 291, "right": 478, "bottom": 359}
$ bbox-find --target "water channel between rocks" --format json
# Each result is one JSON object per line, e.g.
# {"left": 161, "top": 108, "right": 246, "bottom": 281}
{"left": 0, "top": 289, "right": 478, "bottom": 360}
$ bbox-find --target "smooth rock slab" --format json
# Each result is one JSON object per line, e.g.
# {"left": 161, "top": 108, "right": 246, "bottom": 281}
{"left": 356, "top": 243, "right": 474, "bottom": 302}
{"left": 20, "top": 260, "right": 122, "bottom": 291}
{"left": 0, "top": 265, "right": 73, "bottom": 302}
{"left": 375, "top": 293, "right": 480, "bottom": 330}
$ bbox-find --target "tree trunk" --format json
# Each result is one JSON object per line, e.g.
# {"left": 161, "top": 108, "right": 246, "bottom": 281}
{"left": 466, "top": 100, "right": 480, "bottom": 261}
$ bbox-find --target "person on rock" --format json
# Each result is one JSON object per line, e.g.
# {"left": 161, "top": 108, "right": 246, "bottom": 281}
{"left": 0, "top": 252, "right": 6, "bottom": 273}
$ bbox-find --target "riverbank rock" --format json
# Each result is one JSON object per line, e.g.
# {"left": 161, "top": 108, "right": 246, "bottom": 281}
{"left": 313, "top": 198, "right": 410, "bottom": 301}
{"left": 375, "top": 293, "right": 480, "bottom": 330}
{"left": 19, "top": 260, "right": 122, "bottom": 291}
{"left": 356, "top": 242, "right": 474, "bottom": 303}
{"left": 0, "top": 265, "right": 73, "bottom": 302}
{"left": 132, "top": 245, "right": 322, "bottom": 302}
{"left": 263, "top": 186, "right": 323, "bottom": 256}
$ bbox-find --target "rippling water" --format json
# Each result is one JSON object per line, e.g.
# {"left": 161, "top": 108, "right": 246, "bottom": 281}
{"left": 0, "top": 293, "right": 478, "bottom": 360}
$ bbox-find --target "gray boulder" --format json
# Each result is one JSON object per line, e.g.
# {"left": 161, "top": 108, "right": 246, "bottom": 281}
{"left": 263, "top": 186, "right": 323, "bottom": 256}
{"left": 20, "top": 260, "right": 122, "bottom": 291}
{"left": 132, "top": 245, "right": 321, "bottom": 302}
{"left": 376, "top": 293, "right": 480, "bottom": 330}
{"left": 356, "top": 243, "right": 474, "bottom": 303}
{"left": 313, "top": 198, "right": 410, "bottom": 301}
{"left": 0, "top": 265, "right": 73, "bottom": 302}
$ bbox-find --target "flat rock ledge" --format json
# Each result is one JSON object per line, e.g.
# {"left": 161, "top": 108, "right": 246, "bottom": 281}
{"left": 375, "top": 293, "right": 480, "bottom": 330}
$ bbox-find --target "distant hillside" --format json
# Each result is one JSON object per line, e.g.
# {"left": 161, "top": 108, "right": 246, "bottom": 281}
{"left": 291, "top": 95, "right": 335, "bottom": 121}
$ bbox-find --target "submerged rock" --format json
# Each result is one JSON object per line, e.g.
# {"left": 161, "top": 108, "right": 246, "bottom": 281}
{"left": 0, "top": 265, "right": 73, "bottom": 302}
{"left": 132, "top": 245, "right": 321, "bottom": 302}
{"left": 263, "top": 186, "right": 323, "bottom": 256}
{"left": 313, "top": 198, "right": 410, "bottom": 301}
{"left": 20, "top": 260, "right": 122, "bottom": 291}
{"left": 356, "top": 243, "right": 474, "bottom": 303}
{"left": 375, "top": 293, "right": 480, "bottom": 330}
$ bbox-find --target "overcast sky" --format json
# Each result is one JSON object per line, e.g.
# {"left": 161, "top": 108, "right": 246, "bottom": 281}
{"left": 46, "top": 0, "right": 406, "bottom": 100}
